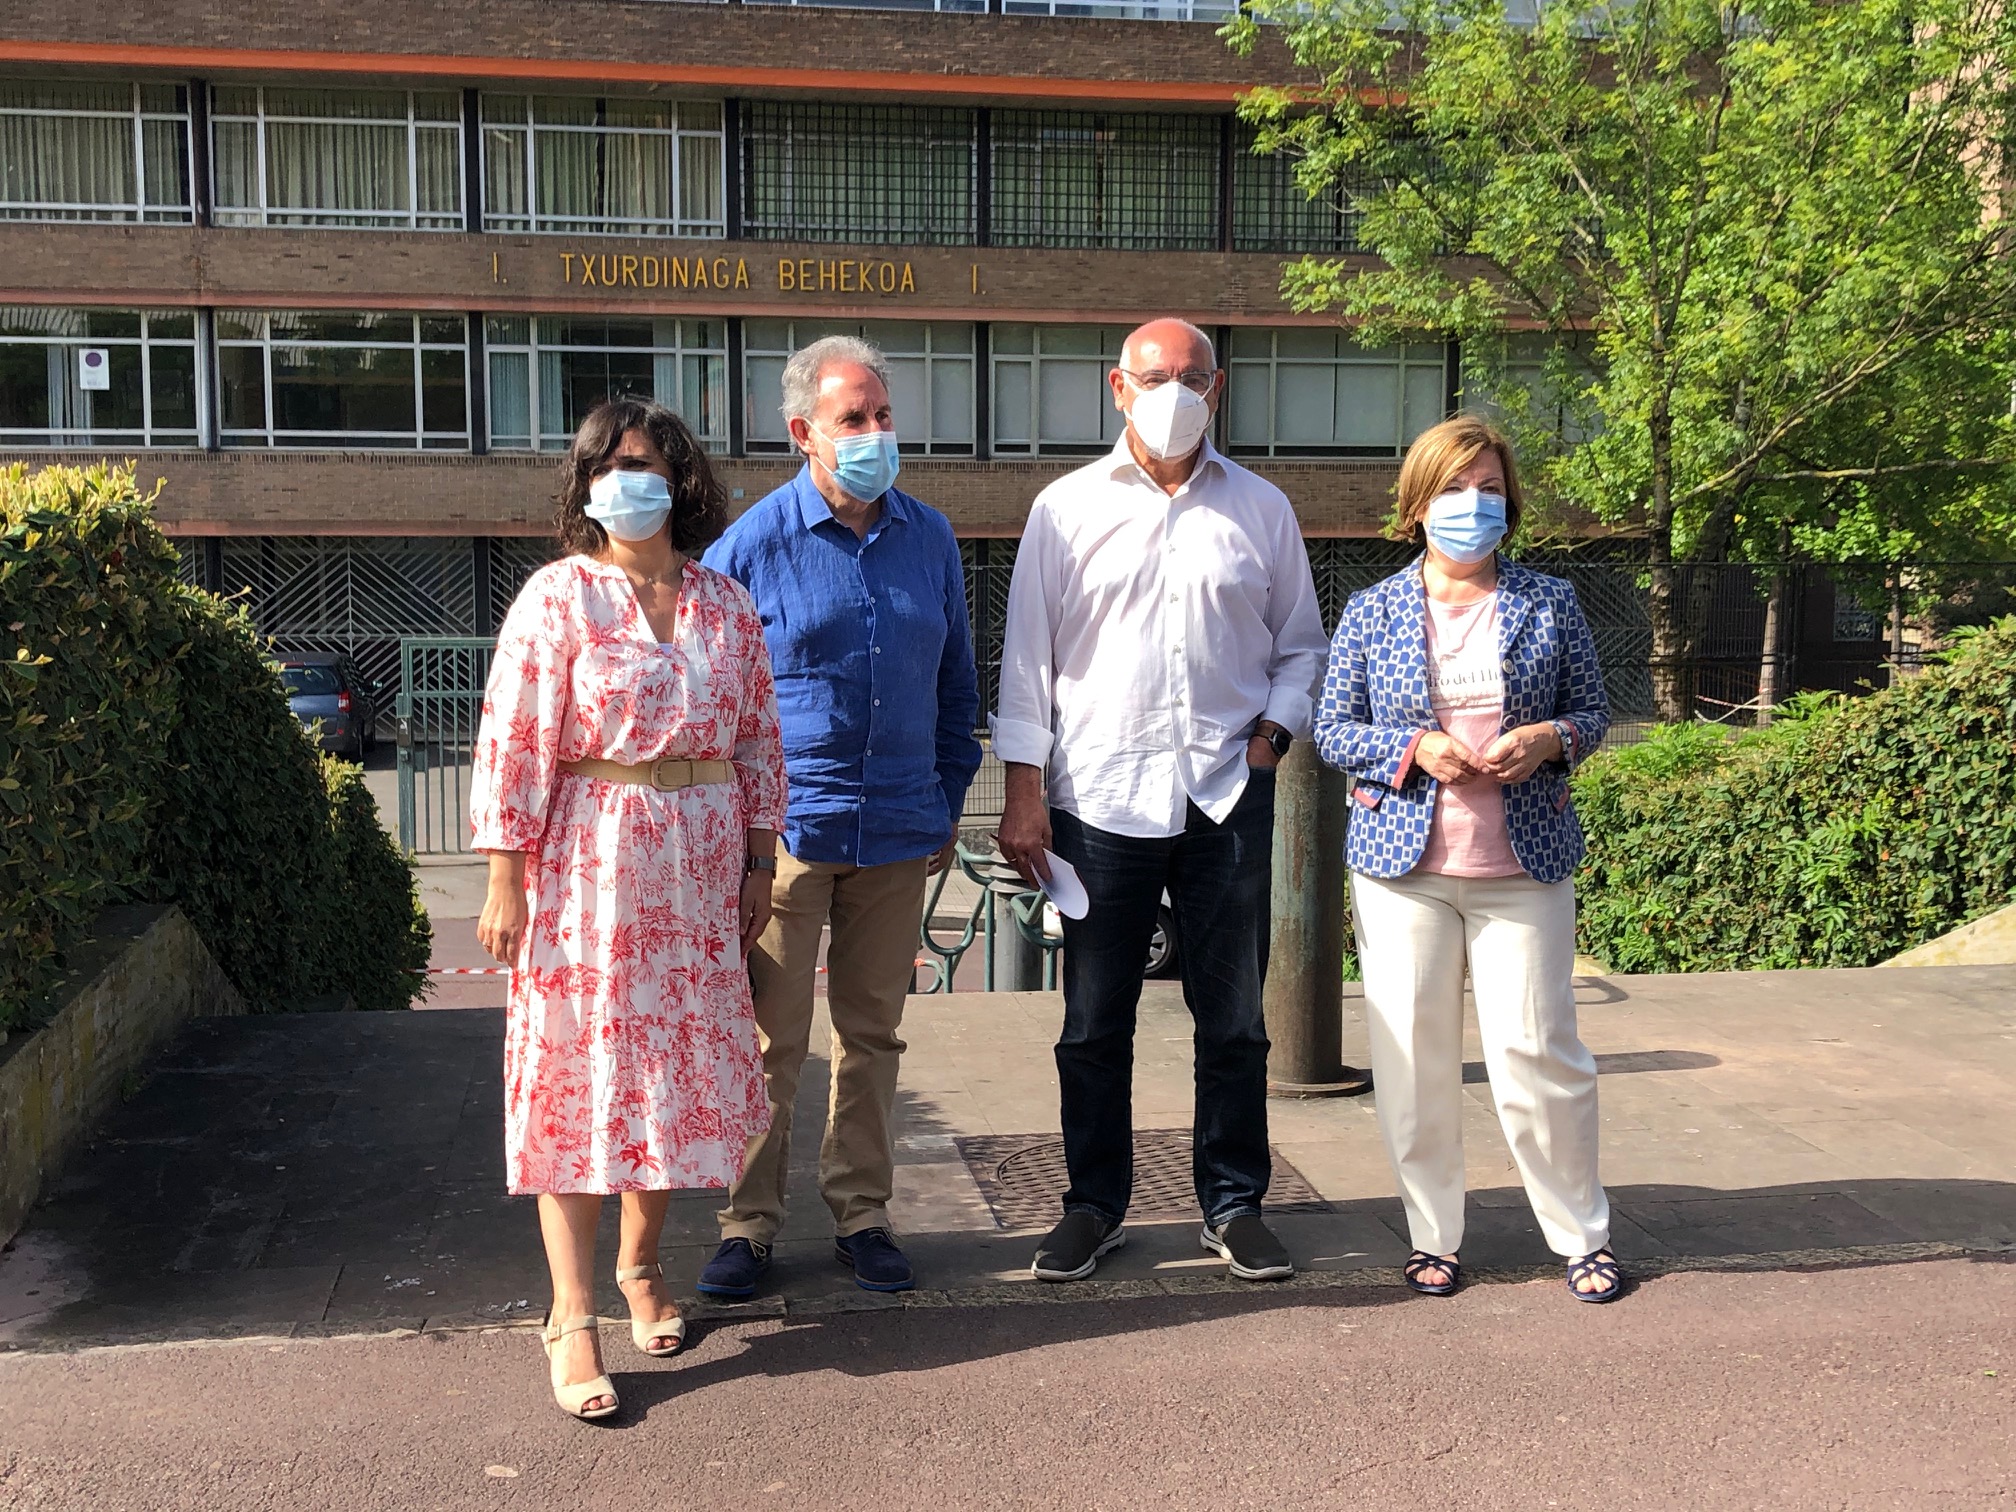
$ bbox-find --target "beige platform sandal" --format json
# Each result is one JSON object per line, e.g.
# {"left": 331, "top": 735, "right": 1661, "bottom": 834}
{"left": 542, "top": 1316, "right": 620, "bottom": 1420}
{"left": 616, "top": 1262, "right": 688, "bottom": 1357}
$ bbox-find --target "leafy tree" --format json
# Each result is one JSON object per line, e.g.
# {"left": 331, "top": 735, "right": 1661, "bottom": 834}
{"left": 1229, "top": 0, "right": 2016, "bottom": 720}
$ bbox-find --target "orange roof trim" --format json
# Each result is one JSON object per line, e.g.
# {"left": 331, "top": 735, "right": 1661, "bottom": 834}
{"left": 0, "top": 40, "right": 1250, "bottom": 105}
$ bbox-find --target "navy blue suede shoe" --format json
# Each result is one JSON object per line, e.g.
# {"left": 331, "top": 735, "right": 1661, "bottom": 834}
{"left": 835, "top": 1227, "right": 914, "bottom": 1292}
{"left": 696, "top": 1237, "right": 771, "bottom": 1299}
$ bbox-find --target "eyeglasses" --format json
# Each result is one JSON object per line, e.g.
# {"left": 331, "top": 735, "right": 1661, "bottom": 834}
{"left": 1116, "top": 367, "right": 1217, "bottom": 395}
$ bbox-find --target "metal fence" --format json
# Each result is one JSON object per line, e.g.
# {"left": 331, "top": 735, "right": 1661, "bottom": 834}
{"left": 170, "top": 534, "right": 2012, "bottom": 846}
{"left": 394, "top": 637, "right": 495, "bottom": 855}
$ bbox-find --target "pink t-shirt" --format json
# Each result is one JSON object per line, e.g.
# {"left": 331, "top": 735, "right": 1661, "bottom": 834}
{"left": 1417, "top": 591, "right": 1526, "bottom": 878}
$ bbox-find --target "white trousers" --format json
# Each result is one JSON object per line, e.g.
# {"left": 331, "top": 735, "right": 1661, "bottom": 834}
{"left": 1351, "top": 869, "right": 1610, "bottom": 1258}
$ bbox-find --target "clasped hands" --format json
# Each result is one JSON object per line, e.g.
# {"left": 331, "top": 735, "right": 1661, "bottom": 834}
{"left": 1417, "top": 723, "right": 1562, "bottom": 787}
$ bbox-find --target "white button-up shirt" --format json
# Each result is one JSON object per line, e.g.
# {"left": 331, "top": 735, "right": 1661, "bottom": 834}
{"left": 990, "top": 437, "right": 1328, "bottom": 839}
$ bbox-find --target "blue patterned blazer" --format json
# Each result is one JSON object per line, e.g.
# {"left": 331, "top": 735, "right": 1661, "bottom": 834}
{"left": 1313, "top": 556, "right": 1610, "bottom": 884}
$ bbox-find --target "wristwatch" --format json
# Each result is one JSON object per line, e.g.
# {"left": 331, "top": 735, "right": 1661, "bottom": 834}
{"left": 744, "top": 854, "right": 777, "bottom": 874}
{"left": 1256, "top": 722, "right": 1293, "bottom": 759}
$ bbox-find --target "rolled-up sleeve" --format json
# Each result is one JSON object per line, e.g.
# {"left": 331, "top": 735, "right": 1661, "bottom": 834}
{"left": 728, "top": 592, "right": 788, "bottom": 832}
{"left": 470, "top": 571, "right": 574, "bottom": 853}
{"left": 934, "top": 525, "right": 984, "bottom": 821}
{"left": 1313, "top": 595, "right": 1428, "bottom": 787}
{"left": 1553, "top": 582, "right": 1610, "bottom": 767}
{"left": 1259, "top": 510, "right": 1328, "bottom": 738}
{"left": 988, "top": 497, "right": 1061, "bottom": 768}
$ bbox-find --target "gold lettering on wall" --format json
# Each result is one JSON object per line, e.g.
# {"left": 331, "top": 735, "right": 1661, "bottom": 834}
{"left": 553, "top": 253, "right": 922, "bottom": 298}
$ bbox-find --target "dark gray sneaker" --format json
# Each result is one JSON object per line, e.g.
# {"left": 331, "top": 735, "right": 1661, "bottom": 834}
{"left": 1201, "top": 1214, "right": 1294, "bottom": 1281}
{"left": 1031, "top": 1211, "right": 1126, "bottom": 1282}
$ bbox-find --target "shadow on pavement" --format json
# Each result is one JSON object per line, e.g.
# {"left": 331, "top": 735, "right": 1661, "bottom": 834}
{"left": 1, "top": 1008, "right": 2012, "bottom": 1354}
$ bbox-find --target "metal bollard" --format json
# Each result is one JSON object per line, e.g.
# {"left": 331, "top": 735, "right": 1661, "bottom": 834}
{"left": 989, "top": 885, "right": 1044, "bottom": 992}
{"left": 1263, "top": 741, "right": 1370, "bottom": 1097}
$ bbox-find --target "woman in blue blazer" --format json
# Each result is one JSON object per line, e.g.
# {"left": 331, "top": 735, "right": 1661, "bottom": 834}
{"left": 1314, "top": 416, "right": 1621, "bottom": 1304}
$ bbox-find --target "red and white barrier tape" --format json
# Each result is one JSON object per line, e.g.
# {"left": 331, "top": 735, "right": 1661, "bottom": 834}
{"left": 428, "top": 958, "right": 932, "bottom": 978}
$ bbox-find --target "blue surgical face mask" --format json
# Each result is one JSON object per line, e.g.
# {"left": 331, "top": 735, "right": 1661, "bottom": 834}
{"left": 814, "top": 426, "right": 900, "bottom": 503}
{"left": 585, "top": 468, "right": 673, "bottom": 543}
{"left": 1424, "top": 486, "right": 1509, "bottom": 564}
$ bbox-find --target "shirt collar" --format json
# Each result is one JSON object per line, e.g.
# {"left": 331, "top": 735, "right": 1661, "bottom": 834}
{"left": 1104, "top": 434, "right": 1227, "bottom": 492}
{"left": 789, "top": 463, "right": 909, "bottom": 531}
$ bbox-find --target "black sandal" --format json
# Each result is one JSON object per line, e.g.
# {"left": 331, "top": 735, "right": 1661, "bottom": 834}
{"left": 1565, "top": 1248, "right": 1623, "bottom": 1303}
{"left": 1403, "top": 1250, "right": 1462, "bottom": 1296}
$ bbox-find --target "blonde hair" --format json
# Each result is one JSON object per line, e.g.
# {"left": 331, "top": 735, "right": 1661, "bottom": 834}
{"left": 1391, "top": 415, "right": 1525, "bottom": 548}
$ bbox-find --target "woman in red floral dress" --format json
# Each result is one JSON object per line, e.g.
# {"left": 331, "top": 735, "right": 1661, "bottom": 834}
{"left": 471, "top": 399, "right": 786, "bottom": 1421}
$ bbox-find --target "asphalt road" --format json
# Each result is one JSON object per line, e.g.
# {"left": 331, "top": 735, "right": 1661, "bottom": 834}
{"left": 3, "top": 1257, "right": 2010, "bottom": 1511}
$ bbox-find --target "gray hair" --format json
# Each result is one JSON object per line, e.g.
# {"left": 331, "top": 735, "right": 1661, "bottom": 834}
{"left": 780, "top": 335, "right": 893, "bottom": 428}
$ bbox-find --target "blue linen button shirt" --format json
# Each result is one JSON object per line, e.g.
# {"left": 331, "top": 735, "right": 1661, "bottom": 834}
{"left": 703, "top": 466, "right": 983, "bottom": 868}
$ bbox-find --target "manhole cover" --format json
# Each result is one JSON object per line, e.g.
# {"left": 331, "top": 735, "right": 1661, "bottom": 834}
{"left": 954, "top": 1129, "right": 1330, "bottom": 1231}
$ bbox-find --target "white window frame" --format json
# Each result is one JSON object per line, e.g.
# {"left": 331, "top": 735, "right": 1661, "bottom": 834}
{"left": 483, "top": 315, "right": 729, "bottom": 453}
{"left": 0, "top": 81, "right": 192, "bottom": 224}
{"left": 0, "top": 306, "right": 201, "bottom": 446}
{"left": 216, "top": 311, "right": 469, "bottom": 450}
{"left": 1227, "top": 329, "right": 1448, "bottom": 456}
{"left": 742, "top": 319, "right": 977, "bottom": 456}
{"left": 988, "top": 324, "right": 1130, "bottom": 456}
{"left": 480, "top": 94, "right": 726, "bottom": 238}
{"left": 209, "top": 86, "right": 463, "bottom": 232}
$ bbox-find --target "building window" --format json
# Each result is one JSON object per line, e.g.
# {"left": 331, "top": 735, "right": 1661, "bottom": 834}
{"left": 741, "top": 104, "right": 976, "bottom": 245}
{"left": 211, "top": 87, "right": 463, "bottom": 231}
{"left": 1461, "top": 332, "right": 1600, "bottom": 445}
{"left": 484, "top": 316, "right": 728, "bottom": 453}
{"left": 217, "top": 311, "right": 468, "bottom": 449}
{"left": 1002, "top": 0, "right": 1234, "bottom": 12}
{"left": 991, "top": 112, "right": 1218, "bottom": 251}
{"left": 482, "top": 96, "right": 725, "bottom": 238}
{"left": 743, "top": 320, "right": 976, "bottom": 456}
{"left": 1226, "top": 328, "right": 1446, "bottom": 456}
{"left": 0, "top": 81, "right": 191, "bottom": 224}
{"left": 0, "top": 307, "right": 199, "bottom": 446}
{"left": 990, "top": 324, "right": 1129, "bottom": 456}
{"left": 1232, "top": 124, "right": 1358, "bottom": 254}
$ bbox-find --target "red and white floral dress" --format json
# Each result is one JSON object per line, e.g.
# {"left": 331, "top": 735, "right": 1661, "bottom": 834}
{"left": 470, "top": 557, "right": 787, "bottom": 1196}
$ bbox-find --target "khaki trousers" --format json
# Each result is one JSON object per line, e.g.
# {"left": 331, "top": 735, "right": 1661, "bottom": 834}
{"left": 1351, "top": 869, "right": 1611, "bottom": 1259}
{"left": 718, "top": 849, "right": 928, "bottom": 1244}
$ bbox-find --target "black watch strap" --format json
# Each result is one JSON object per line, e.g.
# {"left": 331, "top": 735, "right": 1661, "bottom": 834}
{"left": 1262, "top": 725, "right": 1293, "bottom": 758}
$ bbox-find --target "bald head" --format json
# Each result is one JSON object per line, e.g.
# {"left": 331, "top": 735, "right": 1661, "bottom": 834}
{"left": 1122, "top": 318, "right": 1216, "bottom": 374}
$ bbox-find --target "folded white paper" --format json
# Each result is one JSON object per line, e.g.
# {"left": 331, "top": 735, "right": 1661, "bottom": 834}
{"left": 1038, "top": 850, "right": 1089, "bottom": 920}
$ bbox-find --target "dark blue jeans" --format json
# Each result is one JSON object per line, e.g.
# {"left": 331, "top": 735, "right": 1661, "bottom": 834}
{"left": 1049, "top": 770, "right": 1275, "bottom": 1227}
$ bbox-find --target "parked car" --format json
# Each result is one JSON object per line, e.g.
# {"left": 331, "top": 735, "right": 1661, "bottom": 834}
{"left": 278, "top": 653, "right": 379, "bottom": 758}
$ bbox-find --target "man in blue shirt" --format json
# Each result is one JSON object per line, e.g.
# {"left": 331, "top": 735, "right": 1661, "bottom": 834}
{"left": 698, "top": 335, "right": 981, "bottom": 1296}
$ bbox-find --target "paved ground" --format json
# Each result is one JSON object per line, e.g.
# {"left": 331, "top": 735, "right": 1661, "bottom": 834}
{"left": 2, "top": 1260, "right": 2009, "bottom": 1510}
{"left": 2, "top": 964, "right": 2011, "bottom": 1349}
{"left": 2, "top": 963, "right": 2012, "bottom": 1506}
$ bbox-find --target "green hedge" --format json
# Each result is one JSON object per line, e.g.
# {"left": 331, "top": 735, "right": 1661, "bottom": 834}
{"left": 1, "top": 462, "right": 430, "bottom": 1031}
{"left": 1572, "top": 620, "right": 2016, "bottom": 971}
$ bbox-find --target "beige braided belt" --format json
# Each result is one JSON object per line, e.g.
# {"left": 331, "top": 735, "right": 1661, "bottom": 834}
{"left": 558, "top": 757, "right": 735, "bottom": 791}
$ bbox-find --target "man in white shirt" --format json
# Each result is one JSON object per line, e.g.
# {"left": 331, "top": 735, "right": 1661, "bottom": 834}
{"left": 993, "top": 317, "right": 1328, "bottom": 1284}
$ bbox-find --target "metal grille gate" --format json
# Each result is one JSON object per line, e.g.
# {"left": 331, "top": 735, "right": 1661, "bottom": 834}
{"left": 396, "top": 637, "right": 495, "bottom": 855}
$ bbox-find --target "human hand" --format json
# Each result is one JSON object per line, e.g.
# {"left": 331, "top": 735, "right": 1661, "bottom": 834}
{"left": 994, "top": 777, "right": 1053, "bottom": 886}
{"left": 1416, "top": 731, "right": 1484, "bottom": 785}
{"left": 476, "top": 865, "right": 530, "bottom": 967}
{"left": 739, "top": 869, "right": 774, "bottom": 955}
{"left": 1246, "top": 735, "right": 1280, "bottom": 771}
{"left": 1478, "top": 723, "right": 1563, "bottom": 784}
{"left": 927, "top": 835, "right": 959, "bottom": 876}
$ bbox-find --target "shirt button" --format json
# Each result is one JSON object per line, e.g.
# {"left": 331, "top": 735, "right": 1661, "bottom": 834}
{"left": 874, "top": 646, "right": 882, "bottom": 654}
{"left": 873, "top": 699, "right": 881, "bottom": 707}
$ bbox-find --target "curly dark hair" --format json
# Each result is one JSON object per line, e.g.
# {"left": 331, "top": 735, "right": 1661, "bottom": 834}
{"left": 554, "top": 398, "right": 727, "bottom": 558}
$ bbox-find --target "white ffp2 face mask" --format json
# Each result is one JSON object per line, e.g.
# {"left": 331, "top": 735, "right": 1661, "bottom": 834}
{"left": 1126, "top": 379, "right": 1212, "bottom": 461}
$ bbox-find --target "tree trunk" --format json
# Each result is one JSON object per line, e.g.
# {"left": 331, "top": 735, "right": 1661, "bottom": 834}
{"left": 1646, "top": 398, "right": 1691, "bottom": 724}
{"left": 1887, "top": 574, "right": 1907, "bottom": 686}
{"left": 1647, "top": 555, "right": 1690, "bottom": 724}
{"left": 1756, "top": 528, "right": 1793, "bottom": 727}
